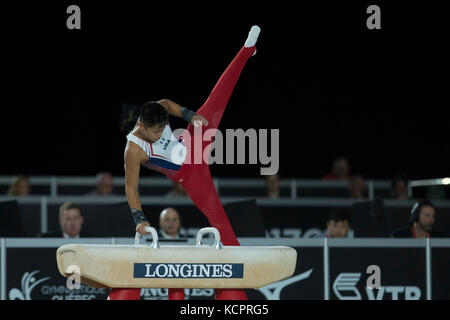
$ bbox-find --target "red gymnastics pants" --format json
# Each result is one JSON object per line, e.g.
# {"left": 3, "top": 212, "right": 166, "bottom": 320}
{"left": 108, "top": 45, "right": 256, "bottom": 301}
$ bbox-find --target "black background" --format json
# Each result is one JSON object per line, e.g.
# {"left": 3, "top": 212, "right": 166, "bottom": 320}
{"left": 1, "top": 1, "right": 449, "bottom": 179}
{"left": 431, "top": 247, "right": 450, "bottom": 300}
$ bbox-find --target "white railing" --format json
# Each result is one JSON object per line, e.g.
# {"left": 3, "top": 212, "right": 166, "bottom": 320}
{"left": 2, "top": 176, "right": 448, "bottom": 199}
{"left": 0, "top": 176, "right": 398, "bottom": 199}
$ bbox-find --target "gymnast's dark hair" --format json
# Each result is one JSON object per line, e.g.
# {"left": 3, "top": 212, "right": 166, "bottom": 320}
{"left": 139, "top": 101, "right": 169, "bottom": 128}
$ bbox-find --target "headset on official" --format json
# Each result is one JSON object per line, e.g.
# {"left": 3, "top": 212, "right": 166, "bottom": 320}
{"left": 409, "top": 200, "right": 436, "bottom": 225}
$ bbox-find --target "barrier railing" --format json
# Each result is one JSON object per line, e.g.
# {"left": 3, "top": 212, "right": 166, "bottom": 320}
{"left": 2, "top": 237, "right": 449, "bottom": 300}
{"left": 0, "top": 176, "right": 396, "bottom": 199}
{"left": 2, "top": 175, "right": 448, "bottom": 199}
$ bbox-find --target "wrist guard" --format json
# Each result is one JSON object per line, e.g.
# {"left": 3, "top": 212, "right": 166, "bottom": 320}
{"left": 180, "top": 106, "right": 196, "bottom": 123}
{"left": 131, "top": 208, "right": 148, "bottom": 226}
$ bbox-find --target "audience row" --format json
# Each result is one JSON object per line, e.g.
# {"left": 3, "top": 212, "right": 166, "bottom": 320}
{"left": 6, "top": 170, "right": 411, "bottom": 200}
{"left": 37, "top": 199, "right": 447, "bottom": 240}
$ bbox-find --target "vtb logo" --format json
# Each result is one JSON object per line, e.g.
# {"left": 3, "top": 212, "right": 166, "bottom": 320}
{"left": 134, "top": 263, "right": 244, "bottom": 279}
{"left": 333, "top": 273, "right": 421, "bottom": 300}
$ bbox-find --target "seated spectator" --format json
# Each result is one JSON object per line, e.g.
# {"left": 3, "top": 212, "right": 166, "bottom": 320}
{"left": 391, "top": 173, "right": 409, "bottom": 200}
{"left": 319, "top": 209, "right": 351, "bottom": 238}
{"left": 323, "top": 157, "right": 351, "bottom": 180}
{"left": 348, "top": 174, "right": 368, "bottom": 198}
{"left": 391, "top": 200, "right": 447, "bottom": 238}
{"left": 265, "top": 174, "right": 281, "bottom": 199}
{"left": 158, "top": 207, "right": 181, "bottom": 239}
{"left": 88, "top": 172, "right": 114, "bottom": 196}
{"left": 166, "top": 181, "right": 188, "bottom": 197}
{"left": 39, "top": 202, "right": 90, "bottom": 238}
{"left": 7, "top": 175, "right": 30, "bottom": 196}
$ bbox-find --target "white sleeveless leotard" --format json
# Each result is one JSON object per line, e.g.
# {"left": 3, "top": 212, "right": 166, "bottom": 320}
{"left": 126, "top": 124, "right": 187, "bottom": 178}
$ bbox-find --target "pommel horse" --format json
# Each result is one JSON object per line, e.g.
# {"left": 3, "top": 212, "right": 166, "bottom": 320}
{"left": 56, "top": 227, "right": 297, "bottom": 298}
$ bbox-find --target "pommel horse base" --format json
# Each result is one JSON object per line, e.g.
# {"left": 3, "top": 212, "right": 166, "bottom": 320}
{"left": 56, "top": 227, "right": 297, "bottom": 298}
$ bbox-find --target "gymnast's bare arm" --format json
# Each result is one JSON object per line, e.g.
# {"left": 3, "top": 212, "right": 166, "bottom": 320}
{"left": 157, "top": 99, "right": 183, "bottom": 117}
{"left": 157, "top": 98, "right": 208, "bottom": 126}
{"left": 124, "top": 141, "right": 151, "bottom": 235}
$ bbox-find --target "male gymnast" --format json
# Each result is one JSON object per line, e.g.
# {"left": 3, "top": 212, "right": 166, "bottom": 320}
{"left": 108, "top": 25, "right": 261, "bottom": 300}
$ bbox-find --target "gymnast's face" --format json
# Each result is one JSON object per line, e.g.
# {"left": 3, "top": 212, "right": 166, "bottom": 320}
{"left": 139, "top": 122, "right": 166, "bottom": 143}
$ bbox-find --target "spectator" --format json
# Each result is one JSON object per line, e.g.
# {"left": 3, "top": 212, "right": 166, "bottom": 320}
{"left": 348, "top": 174, "right": 368, "bottom": 198}
{"left": 265, "top": 174, "right": 281, "bottom": 199}
{"left": 391, "top": 173, "right": 409, "bottom": 200}
{"left": 7, "top": 175, "right": 30, "bottom": 196}
{"left": 391, "top": 200, "right": 447, "bottom": 238}
{"left": 166, "top": 181, "right": 188, "bottom": 197}
{"left": 88, "top": 172, "right": 114, "bottom": 196}
{"left": 158, "top": 207, "right": 181, "bottom": 239}
{"left": 319, "top": 209, "right": 352, "bottom": 238}
{"left": 39, "top": 202, "right": 90, "bottom": 238}
{"left": 323, "top": 157, "right": 351, "bottom": 180}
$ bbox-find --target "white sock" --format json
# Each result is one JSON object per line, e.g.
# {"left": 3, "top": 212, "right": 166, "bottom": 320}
{"left": 244, "top": 25, "right": 261, "bottom": 50}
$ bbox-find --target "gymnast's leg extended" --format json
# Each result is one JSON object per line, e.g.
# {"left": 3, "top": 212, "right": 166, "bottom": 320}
{"left": 171, "top": 26, "right": 261, "bottom": 300}
{"left": 191, "top": 26, "right": 260, "bottom": 133}
{"left": 174, "top": 25, "right": 260, "bottom": 247}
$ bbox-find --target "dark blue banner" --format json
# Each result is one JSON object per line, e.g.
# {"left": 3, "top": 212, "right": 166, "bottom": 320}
{"left": 134, "top": 263, "right": 244, "bottom": 279}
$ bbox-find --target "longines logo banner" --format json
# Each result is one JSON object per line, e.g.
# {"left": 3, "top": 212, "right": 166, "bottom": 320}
{"left": 134, "top": 263, "right": 244, "bottom": 278}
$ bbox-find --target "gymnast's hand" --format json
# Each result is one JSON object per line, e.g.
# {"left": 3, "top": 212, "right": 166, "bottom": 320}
{"left": 136, "top": 221, "right": 151, "bottom": 235}
{"left": 190, "top": 114, "right": 208, "bottom": 128}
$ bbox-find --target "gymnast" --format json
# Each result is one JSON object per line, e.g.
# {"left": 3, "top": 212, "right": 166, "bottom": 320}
{"left": 108, "top": 25, "right": 261, "bottom": 301}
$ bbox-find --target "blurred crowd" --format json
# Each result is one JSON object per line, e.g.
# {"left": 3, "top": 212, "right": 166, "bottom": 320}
{"left": 4, "top": 157, "right": 412, "bottom": 201}
{"left": 3, "top": 156, "right": 448, "bottom": 239}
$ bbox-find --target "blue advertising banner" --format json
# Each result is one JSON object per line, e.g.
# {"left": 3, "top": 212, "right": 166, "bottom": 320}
{"left": 134, "top": 263, "right": 244, "bottom": 279}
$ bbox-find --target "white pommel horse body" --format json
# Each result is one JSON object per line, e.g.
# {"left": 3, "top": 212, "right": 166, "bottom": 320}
{"left": 56, "top": 227, "right": 297, "bottom": 289}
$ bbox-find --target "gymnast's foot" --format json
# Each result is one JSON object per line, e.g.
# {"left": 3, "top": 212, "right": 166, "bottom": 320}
{"left": 244, "top": 25, "right": 261, "bottom": 56}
